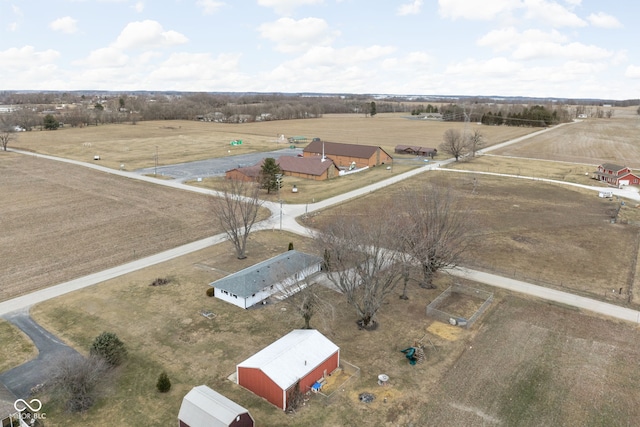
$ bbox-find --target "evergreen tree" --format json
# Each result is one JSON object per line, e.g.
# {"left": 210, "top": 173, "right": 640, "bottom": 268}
{"left": 43, "top": 114, "right": 59, "bottom": 130}
{"left": 370, "top": 101, "right": 377, "bottom": 117}
{"left": 156, "top": 372, "right": 171, "bottom": 393}
{"left": 260, "top": 158, "right": 282, "bottom": 194}
{"left": 90, "top": 332, "right": 127, "bottom": 367}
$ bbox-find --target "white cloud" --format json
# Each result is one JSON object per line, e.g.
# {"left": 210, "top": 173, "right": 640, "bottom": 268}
{"left": 149, "top": 52, "right": 241, "bottom": 81}
{"left": 512, "top": 41, "right": 612, "bottom": 61}
{"left": 258, "top": 0, "right": 324, "bottom": 15}
{"left": 299, "top": 45, "right": 396, "bottom": 66}
{"left": 397, "top": 0, "right": 423, "bottom": 16}
{"left": 381, "top": 51, "right": 433, "bottom": 71}
{"left": 258, "top": 17, "right": 338, "bottom": 53}
{"left": 196, "top": 0, "right": 225, "bottom": 15}
{"left": 132, "top": 2, "right": 144, "bottom": 13}
{"left": 477, "top": 27, "right": 567, "bottom": 51}
{"left": 74, "top": 47, "right": 130, "bottom": 67}
{"left": 625, "top": 65, "right": 640, "bottom": 79}
{"left": 523, "top": 0, "right": 586, "bottom": 27}
{"left": 7, "top": 22, "right": 19, "bottom": 32}
{"left": 445, "top": 57, "right": 523, "bottom": 76}
{"left": 438, "top": 0, "right": 520, "bottom": 20}
{"left": 0, "top": 46, "right": 60, "bottom": 69}
{"left": 49, "top": 16, "right": 79, "bottom": 34}
{"left": 587, "top": 12, "right": 622, "bottom": 29}
{"left": 112, "top": 20, "right": 188, "bottom": 50}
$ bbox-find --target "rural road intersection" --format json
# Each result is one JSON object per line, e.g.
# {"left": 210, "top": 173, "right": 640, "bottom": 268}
{"left": 2, "top": 121, "right": 640, "bottom": 399}
{"left": 3, "top": 122, "right": 639, "bottom": 320}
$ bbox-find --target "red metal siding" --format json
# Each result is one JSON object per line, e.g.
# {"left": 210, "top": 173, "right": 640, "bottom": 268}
{"left": 239, "top": 351, "right": 340, "bottom": 411}
{"left": 238, "top": 366, "right": 284, "bottom": 409}
{"left": 286, "top": 351, "right": 339, "bottom": 406}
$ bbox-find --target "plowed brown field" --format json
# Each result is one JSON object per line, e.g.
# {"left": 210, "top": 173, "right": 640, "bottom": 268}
{"left": 0, "top": 152, "right": 218, "bottom": 301}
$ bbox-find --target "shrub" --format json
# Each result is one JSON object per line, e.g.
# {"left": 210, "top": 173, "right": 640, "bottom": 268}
{"left": 150, "top": 277, "right": 170, "bottom": 286}
{"left": 288, "top": 242, "right": 294, "bottom": 251}
{"left": 156, "top": 372, "right": 171, "bottom": 393}
{"left": 90, "top": 332, "right": 127, "bottom": 367}
{"left": 51, "top": 354, "right": 109, "bottom": 413}
{"left": 206, "top": 287, "right": 215, "bottom": 297}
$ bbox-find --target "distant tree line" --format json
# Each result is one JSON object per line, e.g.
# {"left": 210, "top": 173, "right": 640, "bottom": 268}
{"left": 0, "top": 92, "right": 415, "bottom": 129}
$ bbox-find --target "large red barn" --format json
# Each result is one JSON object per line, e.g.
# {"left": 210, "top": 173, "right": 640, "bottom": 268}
{"left": 236, "top": 330, "right": 339, "bottom": 410}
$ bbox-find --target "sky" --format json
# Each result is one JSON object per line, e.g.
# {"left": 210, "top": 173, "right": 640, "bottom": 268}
{"left": 1, "top": 0, "right": 639, "bottom": 99}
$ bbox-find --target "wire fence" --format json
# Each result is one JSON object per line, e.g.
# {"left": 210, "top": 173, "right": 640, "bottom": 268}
{"left": 461, "top": 260, "right": 634, "bottom": 305}
{"left": 426, "top": 283, "right": 494, "bottom": 329}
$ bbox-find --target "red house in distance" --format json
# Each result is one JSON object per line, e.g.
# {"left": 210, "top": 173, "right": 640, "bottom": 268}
{"left": 594, "top": 163, "right": 640, "bottom": 187}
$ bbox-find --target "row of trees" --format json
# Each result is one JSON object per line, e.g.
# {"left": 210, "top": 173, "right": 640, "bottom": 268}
{"left": 440, "top": 103, "right": 570, "bottom": 126}
{"left": 481, "top": 105, "right": 558, "bottom": 127}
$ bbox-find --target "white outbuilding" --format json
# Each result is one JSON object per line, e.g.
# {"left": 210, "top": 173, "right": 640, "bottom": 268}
{"left": 178, "top": 385, "right": 254, "bottom": 427}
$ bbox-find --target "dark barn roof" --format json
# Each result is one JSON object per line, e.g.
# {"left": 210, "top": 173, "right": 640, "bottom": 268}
{"left": 276, "top": 156, "right": 339, "bottom": 176}
{"left": 303, "top": 140, "right": 384, "bottom": 159}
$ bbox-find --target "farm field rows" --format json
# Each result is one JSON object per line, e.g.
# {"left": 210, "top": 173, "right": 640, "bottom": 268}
{"left": 0, "top": 153, "right": 240, "bottom": 301}
{"left": 489, "top": 115, "right": 640, "bottom": 168}
{"left": 3, "top": 110, "right": 640, "bottom": 426}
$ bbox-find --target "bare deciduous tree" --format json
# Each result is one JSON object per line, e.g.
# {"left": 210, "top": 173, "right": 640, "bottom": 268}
{"left": 439, "top": 128, "right": 467, "bottom": 161}
{"left": 212, "top": 179, "right": 263, "bottom": 259}
{"left": 277, "top": 278, "right": 333, "bottom": 330}
{"left": 0, "top": 118, "right": 16, "bottom": 151}
{"left": 0, "top": 130, "right": 14, "bottom": 151}
{"left": 466, "top": 129, "right": 484, "bottom": 157}
{"left": 394, "top": 185, "right": 473, "bottom": 288}
{"left": 50, "top": 354, "right": 110, "bottom": 413}
{"left": 317, "top": 213, "right": 402, "bottom": 329}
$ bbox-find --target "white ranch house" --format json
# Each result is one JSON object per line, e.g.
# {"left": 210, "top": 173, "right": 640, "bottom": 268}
{"left": 210, "top": 251, "right": 323, "bottom": 309}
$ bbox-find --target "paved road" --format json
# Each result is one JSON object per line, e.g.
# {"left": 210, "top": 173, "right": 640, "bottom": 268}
{"left": 0, "top": 310, "right": 80, "bottom": 398}
{"left": 450, "top": 267, "right": 640, "bottom": 323}
{"left": 3, "top": 119, "right": 638, "bottom": 320}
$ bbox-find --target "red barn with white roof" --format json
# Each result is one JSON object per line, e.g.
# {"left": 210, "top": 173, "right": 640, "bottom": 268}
{"left": 236, "top": 330, "right": 339, "bottom": 410}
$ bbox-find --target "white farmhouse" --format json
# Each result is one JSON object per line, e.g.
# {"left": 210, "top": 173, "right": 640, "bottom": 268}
{"left": 210, "top": 250, "right": 323, "bottom": 309}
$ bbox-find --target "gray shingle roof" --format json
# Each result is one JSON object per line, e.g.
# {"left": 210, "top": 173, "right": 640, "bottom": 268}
{"left": 210, "top": 251, "right": 322, "bottom": 297}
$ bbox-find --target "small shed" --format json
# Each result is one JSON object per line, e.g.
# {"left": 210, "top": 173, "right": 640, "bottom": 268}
{"left": 237, "top": 329, "right": 340, "bottom": 410}
{"left": 178, "top": 385, "right": 254, "bottom": 427}
{"left": 210, "top": 251, "right": 323, "bottom": 309}
{"left": 394, "top": 145, "right": 437, "bottom": 158}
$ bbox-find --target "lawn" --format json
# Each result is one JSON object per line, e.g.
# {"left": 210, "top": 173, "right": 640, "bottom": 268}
{"left": 6, "top": 109, "right": 640, "bottom": 426}
{"left": 187, "top": 162, "right": 421, "bottom": 204}
{"left": 11, "top": 114, "right": 538, "bottom": 171}
{"left": 301, "top": 171, "right": 640, "bottom": 306}
{"left": 0, "top": 320, "right": 36, "bottom": 372}
{"left": 28, "top": 232, "right": 640, "bottom": 426}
